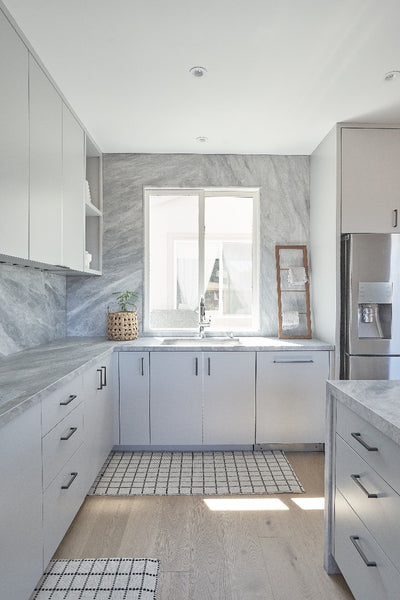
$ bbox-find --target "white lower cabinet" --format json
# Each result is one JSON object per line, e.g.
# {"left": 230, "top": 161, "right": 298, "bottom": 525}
{"left": 83, "top": 354, "right": 114, "bottom": 481}
{"left": 119, "top": 352, "right": 150, "bottom": 445}
{"left": 256, "top": 351, "right": 329, "bottom": 444}
{"left": 119, "top": 349, "right": 329, "bottom": 447}
{"left": 150, "top": 352, "right": 203, "bottom": 445}
{"left": 332, "top": 402, "right": 400, "bottom": 599}
{"left": 43, "top": 442, "right": 90, "bottom": 565}
{"left": 0, "top": 403, "right": 43, "bottom": 600}
{"left": 334, "top": 488, "right": 400, "bottom": 600}
{"left": 203, "top": 352, "right": 255, "bottom": 445}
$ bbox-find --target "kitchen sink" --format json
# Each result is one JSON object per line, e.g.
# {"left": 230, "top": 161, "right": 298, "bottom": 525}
{"left": 161, "top": 337, "right": 241, "bottom": 346}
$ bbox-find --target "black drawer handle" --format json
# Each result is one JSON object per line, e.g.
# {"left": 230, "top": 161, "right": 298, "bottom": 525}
{"left": 351, "top": 474, "right": 378, "bottom": 498}
{"left": 60, "top": 427, "right": 78, "bottom": 441}
{"left": 101, "top": 366, "right": 107, "bottom": 387}
{"left": 61, "top": 472, "right": 78, "bottom": 490}
{"left": 351, "top": 432, "right": 378, "bottom": 452}
{"left": 97, "top": 368, "right": 103, "bottom": 390}
{"left": 60, "top": 394, "right": 77, "bottom": 406}
{"left": 350, "top": 535, "right": 377, "bottom": 567}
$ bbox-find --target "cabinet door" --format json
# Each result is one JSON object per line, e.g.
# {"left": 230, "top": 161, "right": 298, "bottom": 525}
{"left": 29, "top": 55, "right": 63, "bottom": 264}
{"left": 256, "top": 351, "right": 329, "bottom": 444}
{"left": 83, "top": 354, "right": 114, "bottom": 481}
{"left": 0, "top": 11, "right": 29, "bottom": 258}
{"left": 0, "top": 404, "right": 43, "bottom": 600}
{"left": 203, "top": 352, "right": 255, "bottom": 445}
{"left": 62, "top": 104, "right": 85, "bottom": 270}
{"left": 342, "top": 128, "right": 400, "bottom": 233}
{"left": 119, "top": 352, "right": 150, "bottom": 445}
{"left": 150, "top": 352, "right": 202, "bottom": 445}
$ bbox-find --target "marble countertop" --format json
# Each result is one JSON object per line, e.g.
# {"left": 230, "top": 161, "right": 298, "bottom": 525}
{"left": 113, "top": 336, "right": 333, "bottom": 352}
{"left": 327, "top": 380, "right": 400, "bottom": 446}
{"left": 0, "top": 335, "right": 332, "bottom": 426}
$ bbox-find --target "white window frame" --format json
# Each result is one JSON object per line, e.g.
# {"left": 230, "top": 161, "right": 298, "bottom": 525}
{"left": 144, "top": 187, "right": 260, "bottom": 335}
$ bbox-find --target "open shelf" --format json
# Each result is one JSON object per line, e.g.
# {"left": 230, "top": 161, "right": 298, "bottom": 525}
{"left": 84, "top": 135, "right": 102, "bottom": 273}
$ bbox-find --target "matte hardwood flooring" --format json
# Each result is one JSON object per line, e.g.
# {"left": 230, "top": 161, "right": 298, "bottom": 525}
{"left": 55, "top": 452, "right": 354, "bottom": 599}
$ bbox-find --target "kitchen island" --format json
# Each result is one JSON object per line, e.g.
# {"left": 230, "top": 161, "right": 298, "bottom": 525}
{"left": 325, "top": 379, "right": 400, "bottom": 599}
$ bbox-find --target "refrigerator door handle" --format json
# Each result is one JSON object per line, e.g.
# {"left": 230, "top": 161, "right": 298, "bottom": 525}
{"left": 392, "top": 209, "right": 398, "bottom": 228}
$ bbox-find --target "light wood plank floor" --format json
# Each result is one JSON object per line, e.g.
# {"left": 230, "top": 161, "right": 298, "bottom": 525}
{"left": 55, "top": 452, "right": 354, "bottom": 599}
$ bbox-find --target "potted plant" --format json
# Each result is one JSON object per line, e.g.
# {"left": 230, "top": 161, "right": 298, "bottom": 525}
{"left": 107, "top": 291, "right": 139, "bottom": 340}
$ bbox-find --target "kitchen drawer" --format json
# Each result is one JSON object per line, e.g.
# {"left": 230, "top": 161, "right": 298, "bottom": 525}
{"left": 43, "top": 442, "right": 89, "bottom": 566}
{"left": 336, "top": 434, "right": 400, "bottom": 573}
{"left": 42, "top": 374, "right": 83, "bottom": 436}
{"left": 336, "top": 402, "right": 400, "bottom": 495}
{"left": 334, "top": 488, "right": 400, "bottom": 600}
{"left": 42, "top": 402, "right": 84, "bottom": 490}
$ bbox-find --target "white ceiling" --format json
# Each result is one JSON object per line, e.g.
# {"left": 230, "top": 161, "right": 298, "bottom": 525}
{"left": 3, "top": 0, "right": 400, "bottom": 154}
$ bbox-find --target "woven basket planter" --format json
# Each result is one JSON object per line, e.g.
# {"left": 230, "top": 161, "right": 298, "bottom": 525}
{"left": 107, "top": 311, "right": 138, "bottom": 341}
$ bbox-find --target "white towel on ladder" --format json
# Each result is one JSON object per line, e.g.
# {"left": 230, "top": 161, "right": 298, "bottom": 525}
{"left": 282, "top": 311, "right": 300, "bottom": 330}
{"left": 288, "top": 266, "right": 307, "bottom": 286}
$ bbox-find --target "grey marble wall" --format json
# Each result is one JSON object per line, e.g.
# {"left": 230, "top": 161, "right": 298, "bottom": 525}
{"left": 67, "top": 154, "right": 309, "bottom": 337}
{"left": 0, "top": 263, "right": 66, "bottom": 356}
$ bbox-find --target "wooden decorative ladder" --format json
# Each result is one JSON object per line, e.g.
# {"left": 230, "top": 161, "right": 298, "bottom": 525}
{"left": 275, "top": 244, "right": 312, "bottom": 339}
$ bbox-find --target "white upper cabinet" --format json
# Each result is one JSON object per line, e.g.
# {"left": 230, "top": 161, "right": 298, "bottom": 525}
{"left": 29, "top": 56, "right": 63, "bottom": 265}
{"left": 62, "top": 104, "right": 85, "bottom": 270}
{"left": 341, "top": 128, "right": 400, "bottom": 233}
{"left": 0, "top": 11, "right": 29, "bottom": 258}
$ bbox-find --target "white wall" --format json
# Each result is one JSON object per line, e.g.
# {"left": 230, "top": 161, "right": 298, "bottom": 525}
{"left": 310, "top": 126, "right": 340, "bottom": 374}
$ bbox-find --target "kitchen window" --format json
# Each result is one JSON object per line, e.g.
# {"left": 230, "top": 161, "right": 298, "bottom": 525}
{"left": 144, "top": 187, "right": 260, "bottom": 333}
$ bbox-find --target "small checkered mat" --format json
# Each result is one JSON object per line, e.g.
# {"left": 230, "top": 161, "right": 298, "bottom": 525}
{"left": 89, "top": 450, "right": 304, "bottom": 496}
{"left": 30, "top": 558, "right": 159, "bottom": 600}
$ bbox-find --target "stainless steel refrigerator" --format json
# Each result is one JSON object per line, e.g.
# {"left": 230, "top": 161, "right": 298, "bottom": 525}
{"left": 341, "top": 233, "right": 400, "bottom": 379}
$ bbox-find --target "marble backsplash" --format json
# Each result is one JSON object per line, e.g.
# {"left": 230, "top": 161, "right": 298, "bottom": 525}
{"left": 0, "top": 263, "right": 66, "bottom": 356}
{"left": 67, "top": 153, "right": 309, "bottom": 337}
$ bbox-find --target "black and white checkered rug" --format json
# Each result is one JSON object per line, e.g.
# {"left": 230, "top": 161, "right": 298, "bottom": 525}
{"left": 89, "top": 450, "right": 304, "bottom": 496}
{"left": 30, "top": 558, "right": 159, "bottom": 600}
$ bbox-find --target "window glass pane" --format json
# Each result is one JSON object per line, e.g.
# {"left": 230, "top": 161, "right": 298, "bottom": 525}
{"left": 204, "top": 196, "right": 254, "bottom": 330}
{"left": 149, "top": 194, "right": 198, "bottom": 329}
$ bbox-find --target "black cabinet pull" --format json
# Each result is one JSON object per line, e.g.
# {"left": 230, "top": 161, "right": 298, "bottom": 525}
{"left": 351, "top": 432, "right": 378, "bottom": 452}
{"left": 61, "top": 472, "right": 78, "bottom": 490}
{"left": 195, "top": 357, "right": 198, "bottom": 376}
{"left": 101, "top": 366, "right": 107, "bottom": 387}
{"left": 350, "top": 536, "right": 377, "bottom": 567}
{"left": 60, "top": 394, "right": 77, "bottom": 406}
{"left": 97, "top": 368, "right": 103, "bottom": 390}
{"left": 208, "top": 357, "right": 211, "bottom": 376}
{"left": 351, "top": 474, "right": 378, "bottom": 498}
{"left": 141, "top": 357, "right": 144, "bottom": 376}
{"left": 60, "top": 427, "right": 78, "bottom": 441}
{"left": 392, "top": 209, "right": 398, "bottom": 228}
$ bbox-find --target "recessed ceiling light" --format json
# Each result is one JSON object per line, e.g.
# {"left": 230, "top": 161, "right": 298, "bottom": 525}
{"left": 196, "top": 136, "right": 208, "bottom": 143}
{"left": 384, "top": 70, "right": 400, "bottom": 81}
{"left": 190, "top": 66, "right": 207, "bottom": 78}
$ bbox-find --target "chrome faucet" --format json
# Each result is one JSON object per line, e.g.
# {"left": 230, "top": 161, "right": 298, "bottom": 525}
{"left": 199, "top": 296, "right": 211, "bottom": 338}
